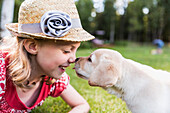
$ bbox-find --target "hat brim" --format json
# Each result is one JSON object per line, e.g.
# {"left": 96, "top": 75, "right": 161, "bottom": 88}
{"left": 5, "top": 23, "right": 95, "bottom": 42}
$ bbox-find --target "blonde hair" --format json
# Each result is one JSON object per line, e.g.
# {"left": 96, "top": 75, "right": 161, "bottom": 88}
{"left": 0, "top": 36, "right": 59, "bottom": 88}
{"left": 0, "top": 36, "right": 31, "bottom": 88}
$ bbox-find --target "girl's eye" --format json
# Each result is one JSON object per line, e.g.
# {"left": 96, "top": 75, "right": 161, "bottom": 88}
{"left": 88, "top": 57, "right": 92, "bottom": 62}
{"left": 64, "top": 50, "right": 71, "bottom": 53}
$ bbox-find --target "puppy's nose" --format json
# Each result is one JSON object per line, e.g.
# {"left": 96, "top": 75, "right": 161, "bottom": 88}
{"left": 75, "top": 58, "right": 80, "bottom": 62}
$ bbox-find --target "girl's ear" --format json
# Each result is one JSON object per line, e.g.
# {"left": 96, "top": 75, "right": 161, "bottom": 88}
{"left": 23, "top": 39, "right": 38, "bottom": 55}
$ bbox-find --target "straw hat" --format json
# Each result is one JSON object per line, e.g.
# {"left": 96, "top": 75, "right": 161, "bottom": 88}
{"left": 5, "top": 0, "right": 95, "bottom": 42}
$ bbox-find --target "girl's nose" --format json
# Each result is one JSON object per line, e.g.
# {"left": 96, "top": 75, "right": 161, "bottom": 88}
{"left": 69, "top": 58, "right": 75, "bottom": 63}
{"left": 68, "top": 53, "right": 76, "bottom": 63}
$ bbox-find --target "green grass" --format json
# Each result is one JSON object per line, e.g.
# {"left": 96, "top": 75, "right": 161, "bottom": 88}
{"left": 32, "top": 44, "right": 170, "bottom": 113}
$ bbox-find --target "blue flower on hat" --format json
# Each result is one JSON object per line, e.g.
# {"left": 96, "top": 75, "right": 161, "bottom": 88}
{"left": 41, "top": 11, "right": 72, "bottom": 37}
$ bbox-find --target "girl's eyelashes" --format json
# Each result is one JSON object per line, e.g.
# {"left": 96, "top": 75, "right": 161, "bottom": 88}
{"left": 64, "top": 50, "right": 71, "bottom": 53}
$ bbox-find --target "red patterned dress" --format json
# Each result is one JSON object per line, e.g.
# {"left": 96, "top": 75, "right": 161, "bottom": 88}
{"left": 0, "top": 52, "right": 70, "bottom": 113}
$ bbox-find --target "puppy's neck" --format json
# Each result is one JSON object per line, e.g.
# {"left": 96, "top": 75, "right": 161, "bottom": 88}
{"left": 104, "top": 59, "right": 153, "bottom": 100}
{"left": 103, "top": 84, "right": 124, "bottom": 98}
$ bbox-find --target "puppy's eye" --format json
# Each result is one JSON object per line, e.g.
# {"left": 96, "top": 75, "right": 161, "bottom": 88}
{"left": 88, "top": 57, "right": 92, "bottom": 62}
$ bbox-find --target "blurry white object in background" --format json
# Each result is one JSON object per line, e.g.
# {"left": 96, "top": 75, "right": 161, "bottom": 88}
{"left": 1, "top": 0, "right": 15, "bottom": 38}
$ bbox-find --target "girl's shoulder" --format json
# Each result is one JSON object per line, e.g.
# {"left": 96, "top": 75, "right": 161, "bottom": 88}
{"left": 0, "top": 50, "right": 8, "bottom": 79}
{"left": 0, "top": 50, "right": 10, "bottom": 63}
{"left": 0, "top": 50, "right": 8, "bottom": 100}
{"left": 49, "top": 72, "right": 70, "bottom": 97}
{"left": 55, "top": 72, "right": 70, "bottom": 86}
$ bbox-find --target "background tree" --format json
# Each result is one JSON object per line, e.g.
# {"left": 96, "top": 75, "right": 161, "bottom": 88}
{"left": 13, "top": 0, "right": 24, "bottom": 23}
{"left": 104, "top": 0, "right": 116, "bottom": 43}
{"left": 0, "top": 0, "right": 169, "bottom": 43}
{"left": 75, "top": 0, "right": 94, "bottom": 33}
{"left": 0, "top": 0, "right": 15, "bottom": 38}
{"left": 148, "top": 2, "right": 164, "bottom": 41}
{"left": 95, "top": 0, "right": 116, "bottom": 43}
{"left": 161, "top": 0, "right": 170, "bottom": 42}
{"left": 126, "top": 0, "right": 144, "bottom": 42}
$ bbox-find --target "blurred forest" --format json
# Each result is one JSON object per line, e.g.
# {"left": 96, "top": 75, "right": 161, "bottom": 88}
{"left": 0, "top": 0, "right": 170, "bottom": 43}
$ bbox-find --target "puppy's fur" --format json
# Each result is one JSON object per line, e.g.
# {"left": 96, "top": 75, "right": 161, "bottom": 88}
{"left": 75, "top": 49, "right": 170, "bottom": 113}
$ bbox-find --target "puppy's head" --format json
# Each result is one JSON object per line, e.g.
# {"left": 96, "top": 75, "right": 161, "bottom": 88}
{"left": 75, "top": 49, "right": 123, "bottom": 88}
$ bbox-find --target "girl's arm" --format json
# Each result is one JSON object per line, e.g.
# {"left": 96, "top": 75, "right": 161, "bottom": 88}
{"left": 60, "top": 84, "right": 90, "bottom": 113}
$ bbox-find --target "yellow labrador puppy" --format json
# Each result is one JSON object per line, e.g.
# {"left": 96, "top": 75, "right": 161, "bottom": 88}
{"left": 75, "top": 49, "right": 170, "bottom": 113}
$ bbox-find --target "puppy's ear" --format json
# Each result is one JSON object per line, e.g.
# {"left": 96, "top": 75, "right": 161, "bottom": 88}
{"left": 88, "top": 61, "right": 119, "bottom": 87}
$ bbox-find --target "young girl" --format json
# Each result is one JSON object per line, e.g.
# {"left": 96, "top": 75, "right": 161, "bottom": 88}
{"left": 0, "top": 0, "right": 94, "bottom": 112}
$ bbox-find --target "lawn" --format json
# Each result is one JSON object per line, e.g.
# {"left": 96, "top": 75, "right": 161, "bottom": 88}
{"left": 32, "top": 43, "right": 170, "bottom": 113}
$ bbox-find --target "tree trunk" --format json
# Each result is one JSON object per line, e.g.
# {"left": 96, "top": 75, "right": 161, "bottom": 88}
{"left": 109, "top": 23, "right": 115, "bottom": 44}
{"left": 158, "top": 10, "right": 164, "bottom": 39}
{"left": 119, "top": 14, "right": 125, "bottom": 40}
{"left": 1, "top": 0, "right": 15, "bottom": 38}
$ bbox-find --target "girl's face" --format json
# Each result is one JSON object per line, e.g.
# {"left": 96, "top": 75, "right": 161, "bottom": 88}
{"left": 35, "top": 40, "right": 80, "bottom": 79}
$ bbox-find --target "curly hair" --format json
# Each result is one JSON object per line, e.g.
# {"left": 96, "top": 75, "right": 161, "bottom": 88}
{"left": 0, "top": 36, "right": 56, "bottom": 88}
{"left": 0, "top": 36, "right": 31, "bottom": 88}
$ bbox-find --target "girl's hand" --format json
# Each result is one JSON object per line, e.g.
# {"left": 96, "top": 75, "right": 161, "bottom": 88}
{"left": 60, "top": 84, "right": 90, "bottom": 113}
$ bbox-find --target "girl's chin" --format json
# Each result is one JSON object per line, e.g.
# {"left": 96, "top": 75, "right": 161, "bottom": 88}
{"left": 52, "top": 74, "right": 63, "bottom": 80}
{"left": 48, "top": 67, "right": 66, "bottom": 79}
{"left": 55, "top": 71, "right": 64, "bottom": 79}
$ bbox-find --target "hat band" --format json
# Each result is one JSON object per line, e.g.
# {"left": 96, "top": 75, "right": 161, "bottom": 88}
{"left": 18, "top": 18, "right": 82, "bottom": 33}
